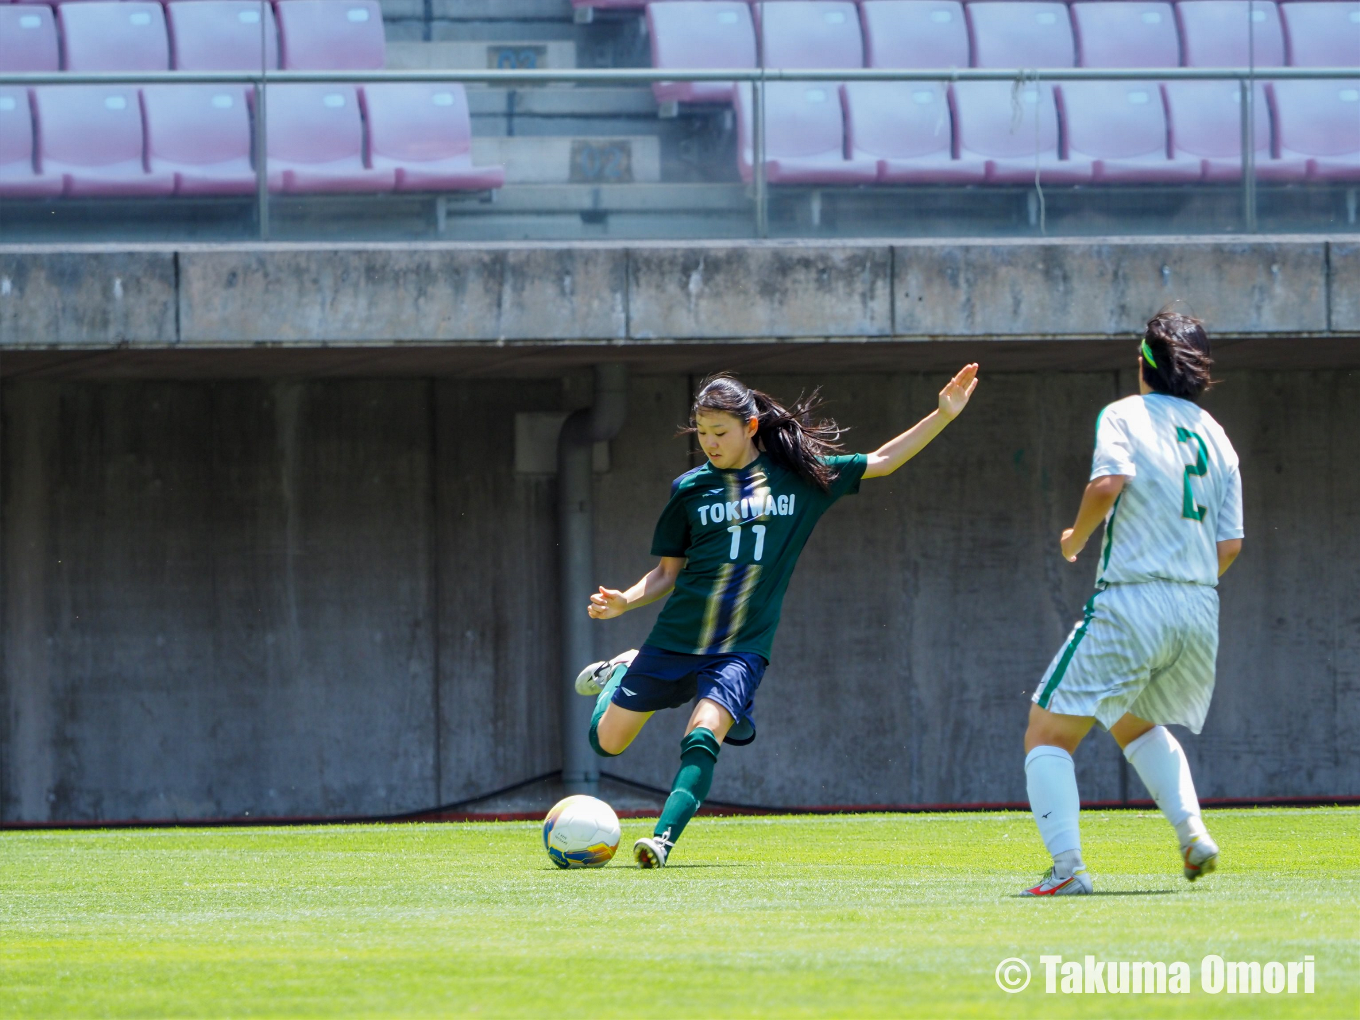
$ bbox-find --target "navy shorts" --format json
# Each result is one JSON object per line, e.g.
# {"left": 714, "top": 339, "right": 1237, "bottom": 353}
{"left": 611, "top": 645, "right": 767, "bottom": 745}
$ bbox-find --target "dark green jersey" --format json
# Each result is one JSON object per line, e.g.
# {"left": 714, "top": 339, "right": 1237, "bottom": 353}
{"left": 646, "top": 453, "right": 868, "bottom": 660}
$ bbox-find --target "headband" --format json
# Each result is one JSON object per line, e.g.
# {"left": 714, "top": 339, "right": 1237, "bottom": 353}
{"left": 1140, "top": 338, "right": 1159, "bottom": 369}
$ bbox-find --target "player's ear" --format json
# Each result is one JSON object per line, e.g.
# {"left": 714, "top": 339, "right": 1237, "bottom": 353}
{"left": 747, "top": 416, "right": 759, "bottom": 438}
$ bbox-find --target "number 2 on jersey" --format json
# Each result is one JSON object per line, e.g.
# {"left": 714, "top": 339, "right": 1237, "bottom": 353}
{"left": 1176, "top": 427, "right": 1208, "bottom": 522}
{"left": 726, "top": 524, "right": 767, "bottom": 561}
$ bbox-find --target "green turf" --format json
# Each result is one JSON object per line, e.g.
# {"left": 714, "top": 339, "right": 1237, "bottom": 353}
{"left": 1, "top": 808, "right": 1356, "bottom": 1018}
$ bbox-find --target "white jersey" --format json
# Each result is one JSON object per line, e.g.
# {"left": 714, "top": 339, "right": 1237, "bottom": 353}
{"left": 1091, "top": 393, "right": 1243, "bottom": 587}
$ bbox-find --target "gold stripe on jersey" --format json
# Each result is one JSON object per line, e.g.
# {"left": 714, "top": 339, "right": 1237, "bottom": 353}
{"left": 719, "top": 564, "right": 763, "bottom": 653}
{"left": 697, "top": 561, "right": 735, "bottom": 653}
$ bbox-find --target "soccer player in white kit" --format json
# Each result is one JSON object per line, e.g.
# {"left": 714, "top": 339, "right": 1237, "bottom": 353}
{"left": 1021, "top": 310, "right": 1244, "bottom": 895}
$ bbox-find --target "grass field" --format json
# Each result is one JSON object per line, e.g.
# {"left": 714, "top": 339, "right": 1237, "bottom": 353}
{"left": 1, "top": 808, "right": 1357, "bottom": 1018}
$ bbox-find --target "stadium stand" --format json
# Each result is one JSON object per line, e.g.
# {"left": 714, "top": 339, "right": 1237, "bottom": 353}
{"left": 952, "top": 81, "right": 1089, "bottom": 182}
{"left": 1062, "top": 81, "right": 1203, "bottom": 182}
{"left": 263, "top": 84, "right": 396, "bottom": 193}
{"left": 1280, "top": 2, "right": 1360, "bottom": 68}
{"left": 0, "top": 6, "right": 60, "bottom": 74}
{"left": 1272, "top": 81, "right": 1360, "bottom": 180}
{"left": 143, "top": 84, "right": 258, "bottom": 195}
{"left": 59, "top": 2, "right": 171, "bottom": 73}
{"left": 167, "top": 1, "right": 280, "bottom": 72}
{"left": 647, "top": 1, "right": 756, "bottom": 106}
{"left": 0, "top": 88, "right": 64, "bottom": 198}
{"left": 1163, "top": 80, "right": 1275, "bottom": 180}
{"left": 735, "top": 82, "right": 878, "bottom": 184}
{"left": 364, "top": 83, "right": 507, "bottom": 191}
{"left": 1071, "top": 2, "right": 1181, "bottom": 69}
{"left": 758, "top": 1, "right": 865, "bottom": 70}
{"left": 1177, "top": 0, "right": 1285, "bottom": 69}
{"left": 860, "top": 1, "right": 971, "bottom": 70}
{"left": 33, "top": 85, "right": 176, "bottom": 196}
{"left": 277, "top": 0, "right": 385, "bottom": 71}
{"left": 967, "top": 2, "right": 1076, "bottom": 69}
{"left": 843, "top": 81, "right": 985, "bottom": 182}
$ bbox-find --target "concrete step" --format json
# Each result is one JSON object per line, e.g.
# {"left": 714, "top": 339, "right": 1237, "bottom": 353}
{"left": 386, "top": 40, "right": 577, "bottom": 71}
{"left": 470, "top": 136, "right": 661, "bottom": 184}
{"left": 468, "top": 182, "right": 749, "bottom": 213}
{"left": 465, "top": 87, "right": 658, "bottom": 116}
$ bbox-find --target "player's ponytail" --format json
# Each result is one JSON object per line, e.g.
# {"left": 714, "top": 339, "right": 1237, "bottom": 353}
{"left": 690, "top": 374, "right": 846, "bottom": 491}
{"left": 1140, "top": 309, "right": 1215, "bottom": 401}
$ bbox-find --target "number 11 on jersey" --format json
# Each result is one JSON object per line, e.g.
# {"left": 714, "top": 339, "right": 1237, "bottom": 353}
{"left": 726, "top": 525, "right": 767, "bottom": 561}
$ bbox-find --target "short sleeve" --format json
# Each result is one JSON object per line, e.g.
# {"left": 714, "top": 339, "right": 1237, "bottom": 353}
{"left": 649, "top": 488, "right": 691, "bottom": 557}
{"left": 825, "top": 453, "right": 869, "bottom": 501}
{"left": 1091, "top": 406, "right": 1137, "bottom": 480}
{"left": 1216, "top": 462, "right": 1244, "bottom": 541}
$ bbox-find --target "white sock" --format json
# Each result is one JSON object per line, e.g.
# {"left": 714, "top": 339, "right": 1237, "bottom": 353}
{"left": 1025, "top": 746, "right": 1084, "bottom": 875}
{"left": 1123, "top": 726, "right": 1209, "bottom": 848}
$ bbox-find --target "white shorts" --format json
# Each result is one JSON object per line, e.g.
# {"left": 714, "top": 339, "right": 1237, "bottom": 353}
{"left": 1032, "top": 580, "right": 1220, "bottom": 734}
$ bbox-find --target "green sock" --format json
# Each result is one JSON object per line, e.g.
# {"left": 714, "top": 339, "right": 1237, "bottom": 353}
{"left": 587, "top": 670, "right": 624, "bottom": 758}
{"left": 654, "top": 727, "right": 721, "bottom": 845}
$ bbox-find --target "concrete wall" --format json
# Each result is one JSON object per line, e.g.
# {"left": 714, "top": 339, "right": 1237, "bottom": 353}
{"left": 3, "top": 370, "right": 1357, "bottom": 821}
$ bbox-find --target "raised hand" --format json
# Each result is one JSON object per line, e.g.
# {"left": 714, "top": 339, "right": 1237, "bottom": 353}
{"left": 587, "top": 586, "right": 629, "bottom": 620}
{"left": 938, "top": 363, "right": 979, "bottom": 420}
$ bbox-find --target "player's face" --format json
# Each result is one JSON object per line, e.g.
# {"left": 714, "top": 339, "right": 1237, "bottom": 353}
{"left": 695, "top": 410, "right": 758, "bottom": 469}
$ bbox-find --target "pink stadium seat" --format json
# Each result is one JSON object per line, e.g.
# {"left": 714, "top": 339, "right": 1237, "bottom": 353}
{"left": 968, "top": 2, "right": 1075, "bottom": 68}
{"left": 143, "top": 84, "right": 256, "bottom": 195}
{"left": 648, "top": 2, "right": 755, "bottom": 105}
{"left": 0, "top": 6, "right": 59, "bottom": 73}
{"left": 1071, "top": 2, "right": 1180, "bottom": 68}
{"left": 263, "top": 84, "right": 394, "bottom": 193}
{"left": 734, "top": 82, "right": 878, "bottom": 184}
{"left": 1163, "top": 81, "right": 1284, "bottom": 180}
{"left": 844, "top": 81, "right": 985, "bottom": 182}
{"left": 33, "top": 86, "right": 175, "bottom": 196}
{"left": 276, "top": 0, "right": 384, "bottom": 71}
{"left": 1279, "top": 2, "right": 1360, "bottom": 68}
{"left": 759, "top": 1, "right": 864, "bottom": 70}
{"left": 1061, "top": 82, "right": 1202, "bottom": 181}
{"left": 860, "top": 1, "right": 970, "bottom": 70}
{"left": 1272, "top": 80, "right": 1360, "bottom": 180}
{"left": 167, "top": 1, "right": 280, "bottom": 72}
{"left": 0, "top": 87, "right": 63, "bottom": 198}
{"left": 952, "top": 81, "right": 1090, "bottom": 182}
{"left": 363, "top": 84, "right": 505, "bottom": 192}
{"left": 1177, "top": 1, "right": 1285, "bottom": 68}
{"left": 59, "top": 2, "right": 170, "bottom": 72}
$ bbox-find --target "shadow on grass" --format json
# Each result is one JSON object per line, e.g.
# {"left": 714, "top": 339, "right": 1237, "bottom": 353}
{"left": 1009, "top": 888, "right": 1180, "bottom": 898}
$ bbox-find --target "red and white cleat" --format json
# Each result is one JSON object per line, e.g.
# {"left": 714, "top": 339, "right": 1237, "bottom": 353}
{"left": 1183, "top": 835, "right": 1219, "bottom": 882}
{"left": 1021, "top": 868, "right": 1093, "bottom": 896}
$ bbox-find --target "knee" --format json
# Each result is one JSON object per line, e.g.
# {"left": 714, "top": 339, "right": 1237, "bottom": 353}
{"left": 589, "top": 725, "right": 624, "bottom": 758}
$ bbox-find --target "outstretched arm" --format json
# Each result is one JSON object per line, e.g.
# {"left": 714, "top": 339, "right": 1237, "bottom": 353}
{"left": 587, "top": 557, "right": 686, "bottom": 620}
{"left": 862, "top": 364, "right": 979, "bottom": 480}
{"left": 1060, "top": 475, "right": 1126, "bottom": 562}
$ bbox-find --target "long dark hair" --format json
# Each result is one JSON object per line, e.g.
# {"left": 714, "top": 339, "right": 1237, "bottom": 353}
{"left": 687, "top": 374, "right": 845, "bottom": 491}
{"left": 1140, "top": 309, "right": 1215, "bottom": 401}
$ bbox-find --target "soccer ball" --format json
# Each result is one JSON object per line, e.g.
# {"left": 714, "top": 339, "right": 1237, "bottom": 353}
{"left": 542, "top": 795, "right": 621, "bottom": 869}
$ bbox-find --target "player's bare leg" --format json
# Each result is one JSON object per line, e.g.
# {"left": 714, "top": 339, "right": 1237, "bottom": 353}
{"left": 635, "top": 698, "right": 734, "bottom": 869}
{"left": 593, "top": 703, "right": 652, "bottom": 757}
{"left": 1114, "top": 712, "right": 1219, "bottom": 880}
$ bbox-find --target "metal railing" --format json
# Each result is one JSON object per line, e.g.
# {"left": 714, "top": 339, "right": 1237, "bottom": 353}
{"left": 2, "top": 64, "right": 1356, "bottom": 240}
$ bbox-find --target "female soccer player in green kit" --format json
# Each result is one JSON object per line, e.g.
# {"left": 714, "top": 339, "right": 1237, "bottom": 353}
{"left": 575, "top": 365, "right": 979, "bottom": 867}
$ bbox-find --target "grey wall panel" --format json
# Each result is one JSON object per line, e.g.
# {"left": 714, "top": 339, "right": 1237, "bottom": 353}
{"left": 0, "top": 252, "right": 177, "bottom": 347}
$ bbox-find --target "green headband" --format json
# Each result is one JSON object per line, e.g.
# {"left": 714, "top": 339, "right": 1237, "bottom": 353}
{"left": 1140, "top": 338, "right": 1159, "bottom": 369}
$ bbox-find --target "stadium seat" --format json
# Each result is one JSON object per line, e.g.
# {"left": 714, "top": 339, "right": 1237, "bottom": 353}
{"left": 952, "top": 81, "right": 1090, "bottom": 182}
{"left": 1272, "top": 80, "right": 1360, "bottom": 180}
{"left": 1071, "top": 2, "right": 1180, "bottom": 68}
{"left": 59, "top": 2, "right": 170, "bottom": 73}
{"left": 1177, "top": 1, "right": 1285, "bottom": 68}
{"left": 967, "top": 2, "right": 1075, "bottom": 68}
{"left": 758, "top": 1, "right": 864, "bottom": 70}
{"left": 32, "top": 86, "right": 175, "bottom": 196}
{"left": 143, "top": 84, "right": 256, "bottom": 195}
{"left": 1061, "top": 82, "right": 1202, "bottom": 181}
{"left": 0, "top": 6, "right": 59, "bottom": 73}
{"left": 0, "top": 87, "right": 64, "bottom": 198}
{"left": 1163, "top": 81, "right": 1281, "bottom": 180}
{"left": 860, "top": 1, "right": 970, "bottom": 70}
{"left": 363, "top": 84, "right": 505, "bottom": 192}
{"left": 263, "top": 84, "right": 395, "bottom": 193}
{"left": 734, "top": 82, "right": 878, "bottom": 184}
{"left": 1279, "top": 2, "right": 1360, "bottom": 68}
{"left": 647, "top": 2, "right": 755, "bottom": 105}
{"left": 276, "top": 0, "right": 384, "bottom": 71}
{"left": 167, "top": 1, "right": 280, "bottom": 72}
{"left": 844, "top": 81, "right": 985, "bottom": 182}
